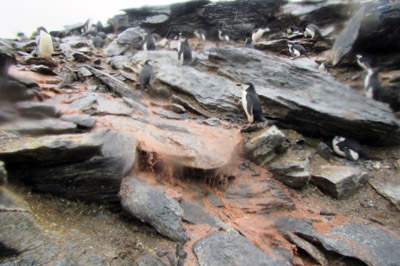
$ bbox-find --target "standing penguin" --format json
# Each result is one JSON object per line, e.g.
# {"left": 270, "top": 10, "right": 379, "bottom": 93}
{"left": 288, "top": 43, "right": 309, "bottom": 58}
{"left": 178, "top": 37, "right": 192, "bottom": 65}
{"left": 37, "top": 27, "right": 54, "bottom": 58}
{"left": 141, "top": 33, "right": 156, "bottom": 51}
{"left": 244, "top": 38, "right": 253, "bottom": 48}
{"left": 194, "top": 29, "right": 207, "bottom": 41}
{"left": 332, "top": 136, "right": 374, "bottom": 162}
{"left": 139, "top": 60, "right": 155, "bottom": 94}
{"left": 251, "top": 27, "right": 270, "bottom": 43}
{"left": 304, "top": 24, "right": 322, "bottom": 39}
{"left": 356, "top": 55, "right": 382, "bottom": 100}
{"left": 237, "top": 82, "right": 266, "bottom": 123}
{"left": 218, "top": 30, "right": 230, "bottom": 43}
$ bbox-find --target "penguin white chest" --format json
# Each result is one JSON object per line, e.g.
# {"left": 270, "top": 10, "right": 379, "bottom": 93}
{"left": 293, "top": 49, "right": 301, "bottom": 57}
{"left": 364, "top": 70, "right": 374, "bottom": 99}
{"left": 242, "top": 90, "right": 254, "bottom": 123}
{"left": 305, "top": 28, "right": 315, "bottom": 39}
{"left": 38, "top": 31, "right": 54, "bottom": 58}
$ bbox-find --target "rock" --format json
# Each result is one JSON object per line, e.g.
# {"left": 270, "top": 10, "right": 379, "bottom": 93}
{"left": 311, "top": 164, "right": 371, "bottom": 199}
{"left": 208, "top": 46, "right": 400, "bottom": 146}
{"left": 16, "top": 101, "right": 58, "bottom": 119}
{"left": 123, "top": 96, "right": 150, "bottom": 115}
{"left": 0, "top": 118, "right": 77, "bottom": 136}
{"left": 284, "top": 231, "right": 328, "bottom": 266}
{"left": 108, "top": 55, "right": 133, "bottom": 71}
{"left": 331, "top": 1, "right": 400, "bottom": 66}
{"left": 22, "top": 56, "right": 57, "bottom": 67}
{"left": 0, "top": 132, "right": 102, "bottom": 166}
{"left": 96, "top": 96, "right": 133, "bottom": 115}
{"left": 31, "top": 64, "right": 57, "bottom": 75}
{"left": 206, "top": 193, "right": 224, "bottom": 208}
{"left": 369, "top": 170, "right": 400, "bottom": 211}
{"left": 73, "top": 52, "right": 91, "bottom": 62}
{"left": 171, "top": 95, "right": 210, "bottom": 118}
{"left": 78, "top": 66, "right": 93, "bottom": 79}
{"left": 193, "top": 231, "right": 286, "bottom": 266}
{"left": 275, "top": 215, "right": 318, "bottom": 243}
{"left": 243, "top": 126, "right": 288, "bottom": 167}
{"left": 104, "top": 115, "right": 240, "bottom": 170}
{"left": 153, "top": 107, "right": 184, "bottom": 120}
{"left": 104, "top": 27, "right": 146, "bottom": 56}
{"left": 316, "top": 142, "right": 332, "bottom": 161}
{"left": 85, "top": 65, "right": 141, "bottom": 101}
{"left": 224, "top": 177, "right": 296, "bottom": 214}
{"left": 203, "top": 117, "right": 220, "bottom": 127}
{"left": 61, "top": 113, "right": 96, "bottom": 128}
{"left": 254, "top": 39, "right": 288, "bottom": 52}
{"left": 136, "top": 254, "right": 167, "bottom": 266}
{"left": 97, "top": 130, "right": 137, "bottom": 176}
{"left": 317, "top": 221, "right": 400, "bottom": 266}
{"left": 0, "top": 74, "right": 39, "bottom": 103}
{"left": 168, "top": 103, "right": 186, "bottom": 114}
{"left": 0, "top": 161, "right": 6, "bottom": 184}
{"left": 180, "top": 199, "right": 225, "bottom": 229}
{"left": 70, "top": 93, "right": 97, "bottom": 110}
{"left": 269, "top": 148, "right": 312, "bottom": 189}
{"left": 119, "top": 177, "right": 187, "bottom": 242}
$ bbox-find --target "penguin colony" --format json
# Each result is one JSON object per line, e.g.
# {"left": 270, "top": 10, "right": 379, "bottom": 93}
{"left": 26, "top": 14, "right": 396, "bottom": 164}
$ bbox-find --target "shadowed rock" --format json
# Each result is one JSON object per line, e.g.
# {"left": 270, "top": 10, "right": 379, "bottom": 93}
{"left": 104, "top": 27, "right": 146, "bottom": 56}
{"left": 119, "top": 177, "right": 187, "bottom": 242}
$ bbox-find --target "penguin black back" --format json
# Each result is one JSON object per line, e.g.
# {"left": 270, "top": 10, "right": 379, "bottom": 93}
{"left": 139, "top": 60, "right": 155, "bottom": 94}
{"left": 288, "top": 43, "right": 308, "bottom": 58}
{"left": 178, "top": 38, "right": 192, "bottom": 65}
{"left": 332, "top": 136, "right": 378, "bottom": 161}
{"left": 194, "top": 29, "right": 207, "bottom": 41}
{"left": 304, "top": 24, "right": 322, "bottom": 39}
{"left": 141, "top": 33, "right": 156, "bottom": 51}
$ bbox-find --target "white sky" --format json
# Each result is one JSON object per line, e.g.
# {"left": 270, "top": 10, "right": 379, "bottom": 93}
{"left": 0, "top": 0, "right": 191, "bottom": 39}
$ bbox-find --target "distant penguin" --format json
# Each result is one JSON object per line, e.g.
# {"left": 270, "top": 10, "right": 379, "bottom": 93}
{"left": 252, "top": 27, "right": 270, "bottom": 43}
{"left": 288, "top": 43, "right": 309, "bottom": 58}
{"left": 318, "top": 61, "right": 330, "bottom": 73}
{"left": 139, "top": 60, "right": 155, "bottom": 94}
{"left": 167, "top": 31, "right": 180, "bottom": 40}
{"left": 141, "top": 33, "right": 156, "bottom": 51}
{"left": 287, "top": 26, "right": 301, "bottom": 35}
{"left": 37, "top": 28, "right": 54, "bottom": 58}
{"left": 178, "top": 37, "right": 192, "bottom": 65}
{"left": 218, "top": 30, "right": 230, "bottom": 43}
{"left": 237, "top": 82, "right": 266, "bottom": 123}
{"left": 304, "top": 24, "right": 322, "bottom": 39}
{"left": 16, "top": 32, "right": 28, "bottom": 42}
{"left": 244, "top": 38, "right": 253, "bottom": 48}
{"left": 356, "top": 55, "right": 381, "bottom": 100}
{"left": 96, "top": 21, "right": 104, "bottom": 33}
{"left": 92, "top": 35, "right": 104, "bottom": 48}
{"left": 194, "top": 29, "right": 207, "bottom": 41}
{"left": 332, "top": 136, "right": 375, "bottom": 162}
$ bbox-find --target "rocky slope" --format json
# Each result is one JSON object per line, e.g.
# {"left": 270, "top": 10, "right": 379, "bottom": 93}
{"left": 1, "top": 0, "right": 400, "bottom": 265}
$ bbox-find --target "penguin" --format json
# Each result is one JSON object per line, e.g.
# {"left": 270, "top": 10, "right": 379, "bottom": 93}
{"left": 237, "top": 82, "right": 266, "bottom": 123}
{"left": 37, "top": 27, "right": 54, "bottom": 58}
{"left": 96, "top": 21, "right": 104, "bottom": 33}
{"left": 244, "top": 38, "right": 254, "bottom": 49}
{"left": 194, "top": 29, "right": 207, "bottom": 41}
{"left": 16, "top": 32, "right": 28, "bottom": 42}
{"left": 288, "top": 43, "right": 309, "bottom": 58}
{"left": 252, "top": 27, "right": 270, "bottom": 43}
{"left": 218, "top": 30, "right": 230, "bottom": 43}
{"left": 141, "top": 33, "right": 156, "bottom": 51}
{"left": 332, "top": 136, "right": 376, "bottom": 162}
{"left": 178, "top": 37, "right": 192, "bottom": 65}
{"left": 139, "top": 60, "right": 155, "bottom": 94}
{"left": 318, "top": 61, "right": 330, "bottom": 73}
{"left": 92, "top": 35, "right": 104, "bottom": 48}
{"left": 304, "top": 24, "right": 322, "bottom": 39}
{"left": 356, "top": 55, "right": 381, "bottom": 100}
{"left": 287, "top": 26, "right": 301, "bottom": 35}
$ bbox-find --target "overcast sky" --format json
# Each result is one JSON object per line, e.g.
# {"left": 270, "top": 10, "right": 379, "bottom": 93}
{"left": 0, "top": 0, "right": 191, "bottom": 39}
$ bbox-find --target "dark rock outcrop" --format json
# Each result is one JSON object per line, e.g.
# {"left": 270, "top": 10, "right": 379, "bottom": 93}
{"left": 193, "top": 231, "right": 286, "bottom": 266}
{"left": 0, "top": 118, "right": 77, "bottom": 136}
{"left": 104, "top": 27, "right": 146, "bottom": 56}
{"left": 180, "top": 199, "right": 226, "bottom": 230}
{"left": 119, "top": 177, "right": 187, "bottom": 242}
{"left": 60, "top": 113, "right": 96, "bottom": 128}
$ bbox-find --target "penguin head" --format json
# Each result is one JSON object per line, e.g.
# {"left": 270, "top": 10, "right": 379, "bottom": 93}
{"left": 245, "top": 38, "right": 252, "bottom": 44}
{"left": 144, "top": 60, "right": 152, "bottom": 66}
{"left": 237, "top": 82, "right": 254, "bottom": 92}
{"left": 356, "top": 54, "right": 373, "bottom": 71}
{"left": 37, "top": 26, "right": 48, "bottom": 33}
{"left": 287, "top": 43, "right": 293, "bottom": 49}
{"left": 332, "top": 136, "right": 345, "bottom": 144}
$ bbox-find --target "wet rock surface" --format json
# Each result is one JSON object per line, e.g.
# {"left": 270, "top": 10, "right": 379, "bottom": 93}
{"left": 1, "top": 0, "right": 400, "bottom": 265}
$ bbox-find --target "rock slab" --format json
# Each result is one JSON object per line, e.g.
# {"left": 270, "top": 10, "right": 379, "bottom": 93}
{"left": 119, "top": 177, "right": 187, "bottom": 242}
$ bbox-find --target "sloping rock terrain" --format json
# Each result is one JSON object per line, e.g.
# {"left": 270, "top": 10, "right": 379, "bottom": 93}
{"left": 1, "top": 0, "right": 400, "bottom": 265}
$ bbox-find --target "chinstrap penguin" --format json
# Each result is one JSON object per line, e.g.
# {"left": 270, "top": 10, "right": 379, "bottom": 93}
{"left": 141, "top": 33, "right": 156, "bottom": 51}
{"left": 139, "top": 60, "right": 155, "bottom": 94}
{"left": 194, "top": 29, "right": 207, "bottom": 41}
{"left": 237, "top": 82, "right": 266, "bottom": 123}
{"left": 318, "top": 61, "right": 330, "bottom": 73}
{"left": 252, "top": 27, "right": 270, "bottom": 43}
{"left": 218, "top": 30, "right": 230, "bottom": 43}
{"left": 37, "top": 27, "right": 54, "bottom": 58}
{"left": 178, "top": 36, "right": 192, "bottom": 65}
{"left": 287, "top": 26, "right": 301, "bottom": 35}
{"left": 304, "top": 24, "right": 322, "bottom": 39}
{"left": 288, "top": 43, "right": 309, "bottom": 58}
{"left": 244, "top": 38, "right": 253, "bottom": 48}
{"left": 356, "top": 55, "right": 381, "bottom": 100}
{"left": 332, "top": 136, "right": 376, "bottom": 162}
